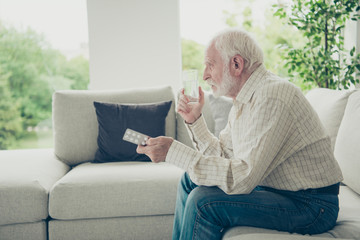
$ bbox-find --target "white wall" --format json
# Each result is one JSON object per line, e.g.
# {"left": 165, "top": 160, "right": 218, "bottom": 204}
{"left": 87, "top": 0, "right": 181, "bottom": 91}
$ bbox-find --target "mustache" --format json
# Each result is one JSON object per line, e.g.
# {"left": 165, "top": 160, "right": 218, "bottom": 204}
{"left": 206, "top": 79, "right": 216, "bottom": 86}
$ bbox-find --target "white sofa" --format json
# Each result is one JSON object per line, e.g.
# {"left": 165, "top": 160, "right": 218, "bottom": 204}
{"left": 0, "top": 86, "right": 359, "bottom": 240}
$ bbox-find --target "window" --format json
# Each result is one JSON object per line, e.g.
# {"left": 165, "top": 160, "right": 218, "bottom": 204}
{"left": 180, "top": 0, "right": 305, "bottom": 90}
{"left": 180, "top": 0, "right": 359, "bottom": 91}
{"left": 0, "top": 0, "right": 89, "bottom": 150}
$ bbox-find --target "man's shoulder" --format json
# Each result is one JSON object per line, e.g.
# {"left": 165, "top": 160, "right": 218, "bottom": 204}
{"left": 255, "top": 74, "right": 300, "bottom": 103}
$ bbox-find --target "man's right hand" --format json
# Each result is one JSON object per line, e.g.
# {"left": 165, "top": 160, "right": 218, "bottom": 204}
{"left": 177, "top": 87, "right": 205, "bottom": 124}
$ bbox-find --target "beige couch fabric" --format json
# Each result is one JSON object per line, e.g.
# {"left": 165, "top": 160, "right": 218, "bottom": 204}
{"left": 305, "top": 88, "right": 354, "bottom": 150}
{"left": 334, "top": 90, "right": 360, "bottom": 194}
{"left": 49, "top": 215, "right": 174, "bottom": 240}
{"left": 49, "top": 161, "right": 183, "bottom": 220}
{"left": 0, "top": 221, "right": 47, "bottom": 240}
{"left": 0, "top": 149, "right": 69, "bottom": 225}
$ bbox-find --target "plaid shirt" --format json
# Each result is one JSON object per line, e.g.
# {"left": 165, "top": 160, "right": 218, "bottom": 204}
{"left": 166, "top": 65, "right": 343, "bottom": 194}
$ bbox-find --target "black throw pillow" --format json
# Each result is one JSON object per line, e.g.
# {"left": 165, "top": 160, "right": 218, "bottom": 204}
{"left": 93, "top": 100, "right": 172, "bottom": 163}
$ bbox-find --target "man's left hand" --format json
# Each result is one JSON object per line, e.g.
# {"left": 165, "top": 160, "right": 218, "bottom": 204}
{"left": 136, "top": 136, "right": 174, "bottom": 163}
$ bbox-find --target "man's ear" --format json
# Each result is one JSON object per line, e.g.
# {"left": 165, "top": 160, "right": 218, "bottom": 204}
{"left": 231, "top": 55, "right": 244, "bottom": 77}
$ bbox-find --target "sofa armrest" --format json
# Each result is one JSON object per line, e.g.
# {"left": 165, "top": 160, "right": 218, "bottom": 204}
{"left": 0, "top": 148, "right": 70, "bottom": 225}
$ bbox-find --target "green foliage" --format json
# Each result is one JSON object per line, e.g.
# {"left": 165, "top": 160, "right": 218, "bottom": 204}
{"left": 0, "top": 22, "right": 89, "bottom": 149}
{"left": 252, "top": 9, "right": 306, "bottom": 77}
{"left": 65, "top": 56, "right": 90, "bottom": 89}
{"left": 274, "top": 0, "right": 360, "bottom": 89}
{"left": 0, "top": 66, "right": 23, "bottom": 149}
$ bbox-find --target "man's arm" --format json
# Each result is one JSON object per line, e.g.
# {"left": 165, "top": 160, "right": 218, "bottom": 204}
{"left": 166, "top": 98, "right": 293, "bottom": 194}
{"left": 185, "top": 114, "right": 234, "bottom": 159}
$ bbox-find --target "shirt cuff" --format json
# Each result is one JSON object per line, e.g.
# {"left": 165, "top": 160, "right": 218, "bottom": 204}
{"left": 186, "top": 115, "right": 215, "bottom": 150}
{"left": 165, "top": 140, "right": 202, "bottom": 171}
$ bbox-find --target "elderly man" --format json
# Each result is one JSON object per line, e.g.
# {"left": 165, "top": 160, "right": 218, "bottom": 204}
{"left": 137, "top": 29, "right": 343, "bottom": 240}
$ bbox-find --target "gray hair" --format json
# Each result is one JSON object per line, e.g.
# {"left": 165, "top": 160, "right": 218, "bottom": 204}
{"left": 209, "top": 29, "right": 264, "bottom": 73}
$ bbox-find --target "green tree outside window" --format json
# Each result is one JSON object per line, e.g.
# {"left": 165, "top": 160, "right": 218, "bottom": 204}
{"left": 0, "top": 22, "right": 89, "bottom": 150}
{"left": 274, "top": 0, "right": 360, "bottom": 89}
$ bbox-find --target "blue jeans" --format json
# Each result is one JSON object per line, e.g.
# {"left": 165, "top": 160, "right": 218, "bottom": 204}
{"left": 172, "top": 173, "right": 339, "bottom": 240}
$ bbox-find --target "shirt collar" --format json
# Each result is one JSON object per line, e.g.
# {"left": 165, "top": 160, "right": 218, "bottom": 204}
{"left": 234, "top": 64, "right": 268, "bottom": 105}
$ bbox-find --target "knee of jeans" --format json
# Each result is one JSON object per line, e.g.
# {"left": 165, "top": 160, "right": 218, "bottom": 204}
{"left": 187, "top": 187, "right": 213, "bottom": 212}
{"left": 186, "top": 187, "right": 223, "bottom": 225}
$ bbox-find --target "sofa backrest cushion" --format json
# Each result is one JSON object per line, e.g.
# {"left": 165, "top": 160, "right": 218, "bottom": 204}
{"left": 208, "top": 94, "right": 233, "bottom": 137}
{"left": 334, "top": 90, "right": 360, "bottom": 194}
{"left": 306, "top": 88, "right": 354, "bottom": 150}
{"left": 53, "top": 86, "right": 176, "bottom": 166}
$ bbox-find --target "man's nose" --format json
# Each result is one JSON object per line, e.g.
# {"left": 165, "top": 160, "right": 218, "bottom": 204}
{"left": 203, "top": 68, "right": 209, "bottom": 81}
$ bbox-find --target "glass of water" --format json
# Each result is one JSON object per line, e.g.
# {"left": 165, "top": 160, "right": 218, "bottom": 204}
{"left": 182, "top": 69, "right": 199, "bottom": 102}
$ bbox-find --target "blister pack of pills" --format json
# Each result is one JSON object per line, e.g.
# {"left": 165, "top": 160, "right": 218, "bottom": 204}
{"left": 122, "top": 128, "right": 149, "bottom": 146}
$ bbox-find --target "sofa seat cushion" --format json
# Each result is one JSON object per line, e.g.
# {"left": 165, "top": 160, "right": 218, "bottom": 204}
{"left": 0, "top": 149, "right": 70, "bottom": 225}
{"left": 223, "top": 186, "right": 360, "bottom": 239}
{"left": 49, "top": 161, "right": 184, "bottom": 220}
{"left": 49, "top": 215, "right": 174, "bottom": 240}
{"left": 0, "top": 221, "right": 47, "bottom": 240}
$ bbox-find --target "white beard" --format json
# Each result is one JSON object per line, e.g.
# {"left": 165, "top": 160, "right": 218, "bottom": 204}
{"left": 209, "top": 66, "right": 235, "bottom": 98}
